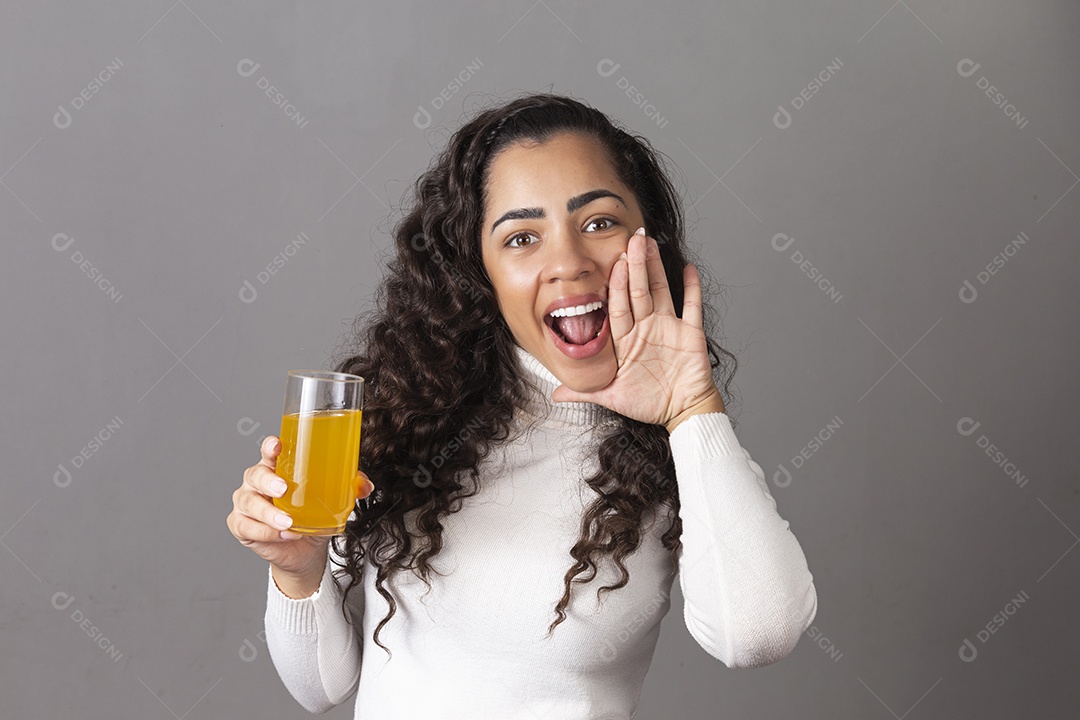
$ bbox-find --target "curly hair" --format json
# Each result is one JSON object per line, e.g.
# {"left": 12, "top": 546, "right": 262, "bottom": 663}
{"left": 327, "top": 91, "right": 739, "bottom": 658}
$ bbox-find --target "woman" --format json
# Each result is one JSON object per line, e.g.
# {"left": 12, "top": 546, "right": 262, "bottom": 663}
{"left": 227, "top": 92, "right": 817, "bottom": 717}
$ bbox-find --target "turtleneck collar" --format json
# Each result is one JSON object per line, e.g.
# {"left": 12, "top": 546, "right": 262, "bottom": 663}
{"left": 511, "top": 344, "right": 620, "bottom": 428}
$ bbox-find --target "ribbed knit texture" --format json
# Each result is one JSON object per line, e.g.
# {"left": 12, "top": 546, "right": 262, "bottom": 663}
{"left": 262, "top": 343, "right": 817, "bottom": 718}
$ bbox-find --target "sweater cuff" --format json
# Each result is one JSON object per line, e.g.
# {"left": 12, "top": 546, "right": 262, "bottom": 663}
{"left": 668, "top": 411, "right": 743, "bottom": 459}
{"left": 265, "top": 556, "right": 337, "bottom": 635}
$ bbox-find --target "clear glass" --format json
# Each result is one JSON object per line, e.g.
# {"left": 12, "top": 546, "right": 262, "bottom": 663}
{"left": 273, "top": 370, "right": 364, "bottom": 535}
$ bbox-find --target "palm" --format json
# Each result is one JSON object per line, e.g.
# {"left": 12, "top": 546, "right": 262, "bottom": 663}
{"left": 249, "top": 533, "right": 330, "bottom": 576}
{"left": 604, "top": 312, "right": 714, "bottom": 423}
{"left": 552, "top": 230, "right": 722, "bottom": 425}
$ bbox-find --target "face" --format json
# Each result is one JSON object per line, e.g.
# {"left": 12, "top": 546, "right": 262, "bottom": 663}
{"left": 480, "top": 131, "right": 646, "bottom": 393}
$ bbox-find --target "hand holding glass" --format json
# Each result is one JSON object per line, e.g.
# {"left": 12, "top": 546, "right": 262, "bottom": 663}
{"left": 273, "top": 370, "right": 364, "bottom": 535}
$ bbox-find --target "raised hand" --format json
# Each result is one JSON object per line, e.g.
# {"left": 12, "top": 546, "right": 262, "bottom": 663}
{"left": 551, "top": 227, "right": 725, "bottom": 432}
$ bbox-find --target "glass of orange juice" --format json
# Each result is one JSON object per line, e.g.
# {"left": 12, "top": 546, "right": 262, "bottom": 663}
{"left": 273, "top": 370, "right": 364, "bottom": 535}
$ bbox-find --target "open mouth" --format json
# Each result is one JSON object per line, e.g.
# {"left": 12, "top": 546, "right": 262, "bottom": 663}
{"left": 544, "top": 300, "right": 608, "bottom": 346}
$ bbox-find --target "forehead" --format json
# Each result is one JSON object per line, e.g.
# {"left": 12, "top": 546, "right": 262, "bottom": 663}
{"left": 483, "top": 133, "right": 626, "bottom": 211}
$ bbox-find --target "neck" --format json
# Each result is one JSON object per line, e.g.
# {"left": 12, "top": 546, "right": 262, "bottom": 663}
{"left": 512, "top": 344, "right": 619, "bottom": 428}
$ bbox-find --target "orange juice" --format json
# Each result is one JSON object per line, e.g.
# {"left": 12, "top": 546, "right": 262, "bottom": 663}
{"left": 274, "top": 408, "right": 363, "bottom": 534}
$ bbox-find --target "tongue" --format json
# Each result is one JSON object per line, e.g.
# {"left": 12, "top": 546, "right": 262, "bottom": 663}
{"left": 553, "top": 309, "right": 604, "bottom": 345}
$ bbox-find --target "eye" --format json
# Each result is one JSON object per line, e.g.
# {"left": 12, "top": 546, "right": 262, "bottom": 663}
{"left": 586, "top": 217, "right": 617, "bottom": 232}
{"left": 504, "top": 231, "right": 538, "bottom": 248}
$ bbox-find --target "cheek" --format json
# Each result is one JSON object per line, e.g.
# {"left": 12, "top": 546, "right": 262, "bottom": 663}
{"left": 490, "top": 266, "right": 539, "bottom": 325}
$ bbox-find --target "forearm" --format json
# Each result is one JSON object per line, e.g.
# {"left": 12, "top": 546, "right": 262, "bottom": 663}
{"left": 264, "top": 552, "right": 364, "bottom": 712}
{"left": 670, "top": 412, "right": 817, "bottom": 668}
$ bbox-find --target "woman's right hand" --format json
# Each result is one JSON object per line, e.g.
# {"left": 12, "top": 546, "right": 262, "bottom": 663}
{"left": 227, "top": 435, "right": 375, "bottom": 582}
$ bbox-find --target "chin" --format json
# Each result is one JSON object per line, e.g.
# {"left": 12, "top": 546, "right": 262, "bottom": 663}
{"left": 549, "top": 350, "right": 618, "bottom": 394}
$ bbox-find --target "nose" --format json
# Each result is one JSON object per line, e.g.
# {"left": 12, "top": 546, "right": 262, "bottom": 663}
{"left": 540, "top": 224, "right": 597, "bottom": 284}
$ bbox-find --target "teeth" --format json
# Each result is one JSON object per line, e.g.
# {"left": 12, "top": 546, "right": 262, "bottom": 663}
{"left": 549, "top": 300, "right": 603, "bottom": 318}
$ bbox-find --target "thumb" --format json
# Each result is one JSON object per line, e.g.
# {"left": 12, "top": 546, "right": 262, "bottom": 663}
{"left": 357, "top": 471, "right": 375, "bottom": 499}
{"left": 551, "top": 384, "right": 600, "bottom": 405}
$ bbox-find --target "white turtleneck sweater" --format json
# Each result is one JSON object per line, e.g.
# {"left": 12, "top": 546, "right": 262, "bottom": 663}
{"left": 263, "top": 345, "right": 817, "bottom": 718}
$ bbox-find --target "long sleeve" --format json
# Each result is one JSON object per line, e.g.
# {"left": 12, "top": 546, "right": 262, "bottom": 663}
{"left": 263, "top": 542, "right": 364, "bottom": 713}
{"left": 670, "top": 411, "right": 818, "bottom": 669}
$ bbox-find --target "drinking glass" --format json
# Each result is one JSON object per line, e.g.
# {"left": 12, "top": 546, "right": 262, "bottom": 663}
{"left": 273, "top": 370, "right": 364, "bottom": 535}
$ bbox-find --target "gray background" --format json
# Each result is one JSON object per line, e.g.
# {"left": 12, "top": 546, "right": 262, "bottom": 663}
{"left": 3, "top": 1, "right": 1077, "bottom": 718}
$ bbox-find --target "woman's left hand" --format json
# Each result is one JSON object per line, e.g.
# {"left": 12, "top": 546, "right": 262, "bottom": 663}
{"left": 551, "top": 228, "right": 726, "bottom": 432}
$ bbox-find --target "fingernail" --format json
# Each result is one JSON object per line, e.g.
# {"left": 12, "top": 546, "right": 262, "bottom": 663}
{"left": 270, "top": 479, "right": 287, "bottom": 497}
{"left": 634, "top": 226, "right": 646, "bottom": 236}
{"left": 280, "top": 530, "right": 301, "bottom": 540}
{"left": 619, "top": 251, "right": 628, "bottom": 262}
{"left": 273, "top": 513, "right": 293, "bottom": 530}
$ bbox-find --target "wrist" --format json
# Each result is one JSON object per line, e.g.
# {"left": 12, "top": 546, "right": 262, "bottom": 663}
{"left": 664, "top": 389, "right": 726, "bottom": 434}
{"left": 271, "top": 555, "right": 328, "bottom": 599}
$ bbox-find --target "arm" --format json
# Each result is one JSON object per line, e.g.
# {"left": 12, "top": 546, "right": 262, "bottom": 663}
{"left": 263, "top": 541, "right": 364, "bottom": 712}
{"left": 669, "top": 411, "right": 818, "bottom": 669}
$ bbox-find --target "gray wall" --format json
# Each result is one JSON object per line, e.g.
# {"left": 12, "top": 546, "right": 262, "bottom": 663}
{"left": 3, "top": 1, "right": 1077, "bottom": 717}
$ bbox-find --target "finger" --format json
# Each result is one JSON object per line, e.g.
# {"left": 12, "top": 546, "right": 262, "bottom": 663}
{"left": 606, "top": 251, "right": 633, "bottom": 340}
{"left": 646, "top": 235, "right": 675, "bottom": 316}
{"left": 244, "top": 463, "right": 288, "bottom": 500}
{"left": 259, "top": 435, "right": 280, "bottom": 471}
{"left": 356, "top": 471, "right": 375, "bottom": 499}
{"left": 229, "top": 510, "right": 299, "bottom": 545}
{"left": 682, "top": 263, "right": 704, "bottom": 329}
{"left": 627, "top": 231, "right": 654, "bottom": 319}
{"left": 236, "top": 485, "right": 294, "bottom": 532}
{"left": 551, "top": 383, "right": 613, "bottom": 406}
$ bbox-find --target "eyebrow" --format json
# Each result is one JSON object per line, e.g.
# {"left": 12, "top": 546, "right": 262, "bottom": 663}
{"left": 489, "top": 189, "right": 626, "bottom": 235}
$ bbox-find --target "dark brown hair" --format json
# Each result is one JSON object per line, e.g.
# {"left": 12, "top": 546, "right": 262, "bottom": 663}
{"left": 329, "top": 91, "right": 738, "bottom": 658}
